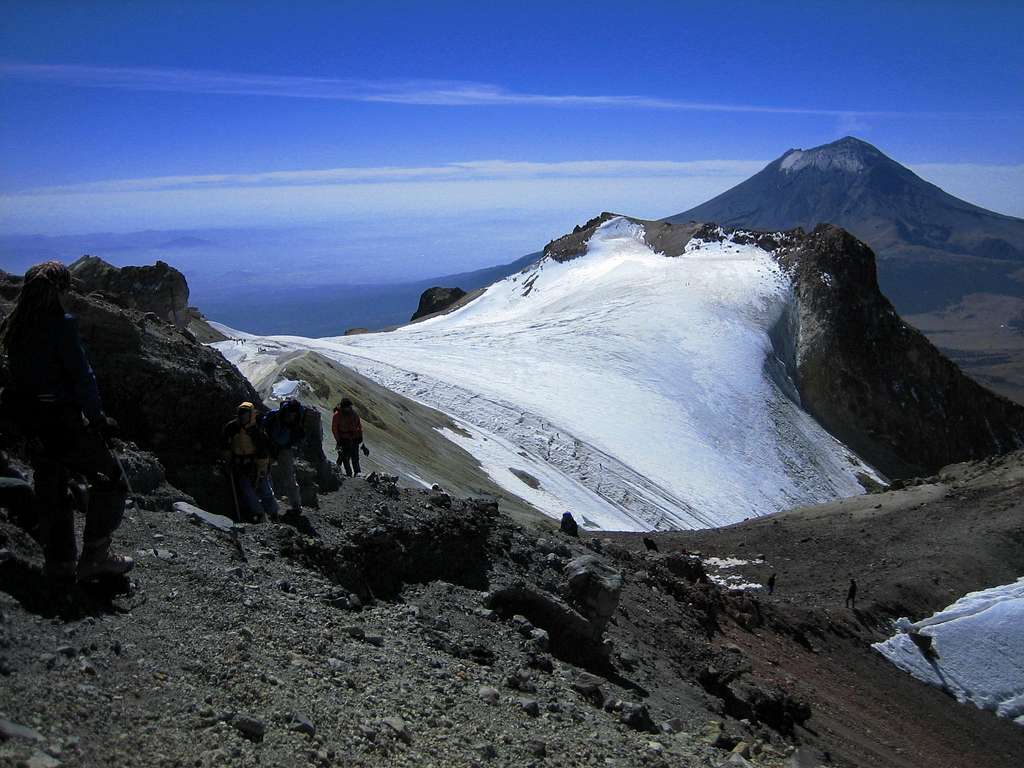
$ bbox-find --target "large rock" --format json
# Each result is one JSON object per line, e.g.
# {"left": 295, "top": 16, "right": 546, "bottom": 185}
{"left": 410, "top": 286, "right": 467, "bottom": 322}
{"left": 0, "top": 270, "right": 260, "bottom": 513}
{"left": 69, "top": 256, "right": 190, "bottom": 328}
{"left": 564, "top": 555, "right": 623, "bottom": 634}
{"left": 485, "top": 581, "right": 612, "bottom": 668}
{"left": 775, "top": 224, "right": 1024, "bottom": 477}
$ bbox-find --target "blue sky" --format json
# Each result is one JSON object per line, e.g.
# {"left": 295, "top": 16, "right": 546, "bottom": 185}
{"left": 1, "top": 0, "right": 1022, "bottom": 276}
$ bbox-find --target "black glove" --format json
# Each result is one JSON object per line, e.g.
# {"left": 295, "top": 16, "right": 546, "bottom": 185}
{"left": 361, "top": 444, "right": 370, "bottom": 457}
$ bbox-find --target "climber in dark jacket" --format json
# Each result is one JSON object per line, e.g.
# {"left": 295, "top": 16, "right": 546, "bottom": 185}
{"left": 0, "top": 261, "right": 133, "bottom": 591}
{"left": 331, "top": 398, "right": 368, "bottom": 477}
{"left": 260, "top": 398, "right": 306, "bottom": 512}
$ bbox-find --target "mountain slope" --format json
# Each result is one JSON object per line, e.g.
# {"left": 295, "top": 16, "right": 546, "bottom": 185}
{"left": 211, "top": 215, "right": 1024, "bottom": 531}
{"left": 665, "top": 136, "right": 1024, "bottom": 402}
{"left": 215, "top": 343, "right": 543, "bottom": 524}
{"left": 668, "top": 137, "right": 1024, "bottom": 266}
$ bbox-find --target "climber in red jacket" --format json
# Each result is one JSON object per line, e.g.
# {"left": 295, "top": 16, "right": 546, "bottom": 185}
{"left": 331, "top": 398, "right": 368, "bottom": 477}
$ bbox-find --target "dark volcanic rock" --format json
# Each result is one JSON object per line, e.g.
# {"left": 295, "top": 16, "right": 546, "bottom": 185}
{"left": 69, "top": 255, "right": 190, "bottom": 328}
{"left": 0, "top": 270, "right": 260, "bottom": 512}
{"left": 411, "top": 286, "right": 467, "bottom": 321}
{"left": 542, "top": 213, "right": 620, "bottom": 263}
{"left": 775, "top": 224, "right": 1024, "bottom": 477}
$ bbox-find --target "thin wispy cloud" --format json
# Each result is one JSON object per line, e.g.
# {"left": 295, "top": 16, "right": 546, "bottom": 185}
{"left": 11, "top": 159, "right": 769, "bottom": 196}
{"left": 2, "top": 62, "right": 899, "bottom": 117}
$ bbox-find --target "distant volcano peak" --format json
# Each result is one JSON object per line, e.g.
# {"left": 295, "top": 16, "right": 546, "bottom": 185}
{"left": 778, "top": 136, "right": 883, "bottom": 175}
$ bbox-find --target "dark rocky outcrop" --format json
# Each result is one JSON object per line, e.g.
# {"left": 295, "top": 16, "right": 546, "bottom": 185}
{"left": 410, "top": 286, "right": 468, "bottom": 321}
{"left": 0, "top": 270, "right": 260, "bottom": 511}
{"left": 542, "top": 213, "right": 620, "bottom": 263}
{"left": 69, "top": 256, "right": 190, "bottom": 328}
{"left": 774, "top": 224, "right": 1024, "bottom": 477}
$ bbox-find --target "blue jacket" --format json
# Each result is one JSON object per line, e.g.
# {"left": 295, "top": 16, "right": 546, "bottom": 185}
{"left": 261, "top": 407, "right": 306, "bottom": 454}
{"left": 7, "top": 313, "right": 104, "bottom": 421}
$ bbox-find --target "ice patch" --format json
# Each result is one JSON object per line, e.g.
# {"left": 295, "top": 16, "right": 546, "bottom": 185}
{"left": 703, "top": 557, "right": 751, "bottom": 569}
{"left": 779, "top": 150, "right": 804, "bottom": 171}
{"left": 779, "top": 147, "right": 865, "bottom": 174}
{"left": 272, "top": 379, "right": 302, "bottom": 399}
{"left": 872, "top": 577, "right": 1024, "bottom": 725}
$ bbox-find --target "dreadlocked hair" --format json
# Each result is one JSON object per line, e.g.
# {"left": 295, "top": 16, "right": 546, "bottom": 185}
{"left": 0, "top": 261, "right": 71, "bottom": 352}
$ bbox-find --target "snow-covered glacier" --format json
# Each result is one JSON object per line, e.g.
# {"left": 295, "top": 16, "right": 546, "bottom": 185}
{"left": 873, "top": 578, "right": 1024, "bottom": 725}
{"left": 215, "top": 217, "right": 880, "bottom": 530}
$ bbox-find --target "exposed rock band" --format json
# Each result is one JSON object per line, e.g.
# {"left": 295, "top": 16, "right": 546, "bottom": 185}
{"left": 0, "top": 260, "right": 369, "bottom": 596}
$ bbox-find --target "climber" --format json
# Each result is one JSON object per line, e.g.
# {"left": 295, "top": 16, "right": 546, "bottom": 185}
{"left": 0, "top": 260, "right": 134, "bottom": 592}
{"left": 331, "top": 398, "right": 369, "bottom": 477}
{"left": 260, "top": 398, "right": 306, "bottom": 513}
{"left": 560, "top": 512, "right": 579, "bottom": 537}
{"left": 845, "top": 577, "right": 858, "bottom": 609}
{"left": 222, "top": 401, "right": 278, "bottom": 522}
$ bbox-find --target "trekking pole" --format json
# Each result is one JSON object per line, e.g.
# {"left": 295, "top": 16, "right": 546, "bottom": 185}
{"left": 101, "top": 433, "right": 136, "bottom": 506}
{"left": 110, "top": 448, "right": 135, "bottom": 498}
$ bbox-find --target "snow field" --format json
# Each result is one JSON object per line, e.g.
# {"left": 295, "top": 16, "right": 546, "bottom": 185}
{"left": 214, "top": 217, "right": 880, "bottom": 530}
{"left": 872, "top": 577, "right": 1024, "bottom": 725}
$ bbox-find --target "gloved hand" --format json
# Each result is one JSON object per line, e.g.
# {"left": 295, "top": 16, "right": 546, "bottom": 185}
{"left": 361, "top": 444, "right": 370, "bottom": 457}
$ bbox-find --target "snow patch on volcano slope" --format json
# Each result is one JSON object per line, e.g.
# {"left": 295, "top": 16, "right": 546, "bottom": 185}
{"left": 873, "top": 578, "right": 1024, "bottom": 725}
{"left": 214, "top": 217, "right": 880, "bottom": 530}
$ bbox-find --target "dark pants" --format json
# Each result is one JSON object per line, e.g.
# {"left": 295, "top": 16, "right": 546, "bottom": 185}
{"left": 30, "top": 409, "right": 126, "bottom": 565}
{"left": 336, "top": 439, "right": 361, "bottom": 476}
{"left": 227, "top": 462, "right": 276, "bottom": 524}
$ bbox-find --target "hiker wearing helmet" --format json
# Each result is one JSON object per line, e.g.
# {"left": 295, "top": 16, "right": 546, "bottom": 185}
{"left": 222, "top": 401, "right": 278, "bottom": 522}
{"left": 0, "top": 261, "right": 133, "bottom": 593}
{"left": 260, "top": 398, "right": 306, "bottom": 513}
{"left": 331, "top": 398, "right": 368, "bottom": 477}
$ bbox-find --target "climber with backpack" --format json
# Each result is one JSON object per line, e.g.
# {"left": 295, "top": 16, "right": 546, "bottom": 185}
{"left": 260, "top": 397, "right": 306, "bottom": 514}
{"left": 331, "top": 398, "right": 369, "bottom": 477}
{"left": 0, "top": 261, "right": 134, "bottom": 594}
{"left": 222, "top": 401, "right": 278, "bottom": 522}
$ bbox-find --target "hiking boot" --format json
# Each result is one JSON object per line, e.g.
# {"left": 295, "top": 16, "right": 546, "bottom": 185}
{"left": 77, "top": 538, "right": 134, "bottom": 580}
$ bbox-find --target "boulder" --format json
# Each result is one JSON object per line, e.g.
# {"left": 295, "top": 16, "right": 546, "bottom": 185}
{"left": 485, "top": 581, "right": 612, "bottom": 668}
{"left": 662, "top": 552, "right": 709, "bottom": 583}
{"left": 69, "top": 256, "right": 190, "bottom": 328}
{"left": 564, "top": 555, "right": 623, "bottom": 633}
{"left": 410, "top": 286, "right": 467, "bottom": 321}
{"left": 174, "top": 502, "right": 239, "bottom": 534}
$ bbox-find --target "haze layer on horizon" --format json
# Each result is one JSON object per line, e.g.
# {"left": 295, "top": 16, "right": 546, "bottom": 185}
{"left": 2, "top": 0, "right": 1022, "bottom": 289}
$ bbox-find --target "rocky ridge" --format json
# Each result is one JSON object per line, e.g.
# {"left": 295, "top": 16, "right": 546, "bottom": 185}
{"left": 0, "top": 268, "right": 261, "bottom": 511}
{"left": 3, "top": 450, "right": 1023, "bottom": 768}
